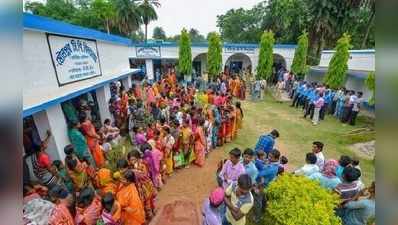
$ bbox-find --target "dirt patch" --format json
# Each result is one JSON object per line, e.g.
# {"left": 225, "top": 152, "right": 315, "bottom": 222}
{"left": 349, "top": 140, "right": 375, "bottom": 160}
{"left": 149, "top": 200, "right": 201, "bottom": 225}
{"left": 154, "top": 146, "right": 227, "bottom": 223}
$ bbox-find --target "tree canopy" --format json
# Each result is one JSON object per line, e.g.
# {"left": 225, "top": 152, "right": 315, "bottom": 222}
{"left": 256, "top": 30, "right": 274, "bottom": 80}
{"left": 216, "top": 0, "right": 374, "bottom": 64}
{"left": 323, "top": 33, "right": 352, "bottom": 89}
{"left": 291, "top": 32, "right": 309, "bottom": 77}
{"left": 178, "top": 29, "right": 192, "bottom": 76}
{"left": 152, "top": 26, "right": 166, "bottom": 40}
{"left": 207, "top": 32, "right": 223, "bottom": 80}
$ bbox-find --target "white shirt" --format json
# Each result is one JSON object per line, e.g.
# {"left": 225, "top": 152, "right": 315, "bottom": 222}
{"left": 315, "top": 152, "right": 325, "bottom": 170}
{"left": 294, "top": 164, "right": 320, "bottom": 177}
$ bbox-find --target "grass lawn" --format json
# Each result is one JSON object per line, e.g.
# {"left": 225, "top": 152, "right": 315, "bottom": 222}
{"left": 223, "top": 92, "right": 375, "bottom": 185}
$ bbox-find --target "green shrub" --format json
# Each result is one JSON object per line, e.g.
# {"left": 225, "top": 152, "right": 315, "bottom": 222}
{"left": 266, "top": 174, "right": 342, "bottom": 225}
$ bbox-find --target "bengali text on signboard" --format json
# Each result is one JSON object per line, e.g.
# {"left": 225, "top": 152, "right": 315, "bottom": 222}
{"left": 47, "top": 34, "right": 102, "bottom": 86}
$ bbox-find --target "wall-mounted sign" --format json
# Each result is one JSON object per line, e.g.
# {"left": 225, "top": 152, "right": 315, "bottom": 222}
{"left": 224, "top": 46, "right": 256, "bottom": 54}
{"left": 136, "top": 46, "right": 161, "bottom": 58}
{"left": 47, "top": 34, "right": 102, "bottom": 86}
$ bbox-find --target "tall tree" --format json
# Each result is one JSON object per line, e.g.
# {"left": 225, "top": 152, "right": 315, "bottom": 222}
{"left": 178, "top": 28, "right": 192, "bottom": 77}
{"left": 152, "top": 26, "right": 166, "bottom": 40}
{"left": 291, "top": 31, "right": 309, "bottom": 78}
{"left": 137, "top": 0, "right": 160, "bottom": 42}
{"left": 306, "top": 0, "right": 363, "bottom": 65}
{"left": 323, "top": 33, "right": 352, "bottom": 89}
{"left": 91, "top": 0, "right": 115, "bottom": 34}
{"left": 365, "top": 71, "right": 375, "bottom": 105}
{"left": 113, "top": 0, "right": 142, "bottom": 36}
{"left": 361, "top": 0, "right": 375, "bottom": 48}
{"left": 256, "top": 30, "right": 274, "bottom": 80}
{"left": 207, "top": 32, "right": 223, "bottom": 81}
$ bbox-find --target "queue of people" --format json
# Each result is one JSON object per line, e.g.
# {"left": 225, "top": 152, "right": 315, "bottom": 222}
{"left": 22, "top": 70, "right": 248, "bottom": 225}
{"left": 201, "top": 130, "right": 374, "bottom": 225}
{"left": 289, "top": 79, "right": 364, "bottom": 126}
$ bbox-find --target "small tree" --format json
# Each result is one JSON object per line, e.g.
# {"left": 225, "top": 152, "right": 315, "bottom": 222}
{"left": 178, "top": 28, "right": 192, "bottom": 78}
{"left": 266, "top": 174, "right": 342, "bottom": 225}
{"left": 256, "top": 30, "right": 274, "bottom": 80}
{"left": 291, "top": 31, "right": 309, "bottom": 78}
{"left": 365, "top": 71, "right": 375, "bottom": 105}
{"left": 207, "top": 32, "right": 223, "bottom": 81}
{"left": 324, "top": 33, "right": 352, "bottom": 89}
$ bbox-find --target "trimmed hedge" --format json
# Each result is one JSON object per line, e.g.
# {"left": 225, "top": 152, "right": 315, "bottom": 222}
{"left": 266, "top": 174, "right": 341, "bottom": 225}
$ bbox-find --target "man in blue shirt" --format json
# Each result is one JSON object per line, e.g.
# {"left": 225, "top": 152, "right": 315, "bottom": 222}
{"left": 256, "top": 149, "right": 281, "bottom": 187}
{"left": 254, "top": 129, "right": 279, "bottom": 156}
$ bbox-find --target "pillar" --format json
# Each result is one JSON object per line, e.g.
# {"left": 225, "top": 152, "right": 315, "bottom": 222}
{"left": 33, "top": 104, "right": 69, "bottom": 161}
{"left": 145, "top": 59, "right": 154, "bottom": 81}
{"left": 122, "top": 74, "right": 132, "bottom": 90}
{"left": 96, "top": 83, "right": 113, "bottom": 123}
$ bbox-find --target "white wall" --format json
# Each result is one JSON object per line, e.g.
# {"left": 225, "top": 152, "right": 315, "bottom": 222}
{"left": 319, "top": 50, "right": 375, "bottom": 71}
{"left": 23, "top": 29, "right": 132, "bottom": 110}
{"left": 129, "top": 45, "right": 296, "bottom": 75}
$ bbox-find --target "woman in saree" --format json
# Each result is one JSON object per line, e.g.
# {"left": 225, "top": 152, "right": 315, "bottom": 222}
{"left": 75, "top": 186, "right": 102, "bottom": 225}
{"left": 80, "top": 113, "right": 105, "bottom": 168}
{"left": 194, "top": 118, "right": 206, "bottom": 167}
{"left": 116, "top": 170, "right": 146, "bottom": 225}
{"left": 162, "top": 126, "right": 175, "bottom": 175}
{"left": 120, "top": 90, "right": 129, "bottom": 120}
{"left": 96, "top": 168, "right": 117, "bottom": 196}
{"left": 148, "top": 139, "right": 164, "bottom": 189}
{"left": 181, "top": 119, "right": 194, "bottom": 168}
{"left": 235, "top": 101, "right": 244, "bottom": 131}
{"left": 68, "top": 120, "right": 94, "bottom": 163}
{"left": 128, "top": 150, "right": 157, "bottom": 220}
{"left": 233, "top": 76, "right": 241, "bottom": 98}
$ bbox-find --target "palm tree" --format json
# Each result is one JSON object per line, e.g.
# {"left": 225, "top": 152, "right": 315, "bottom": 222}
{"left": 137, "top": 0, "right": 161, "bottom": 42}
{"left": 112, "top": 0, "right": 142, "bottom": 36}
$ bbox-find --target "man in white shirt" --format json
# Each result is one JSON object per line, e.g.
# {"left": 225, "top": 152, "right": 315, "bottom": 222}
{"left": 294, "top": 153, "right": 320, "bottom": 177}
{"left": 312, "top": 141, "right": 325, "bottom": 170}
{"left": 349, "top": 92, "right": 363, "bottom": 126}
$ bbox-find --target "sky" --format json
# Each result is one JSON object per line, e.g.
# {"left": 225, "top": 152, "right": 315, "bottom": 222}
{"left": 146, "top": 0, "right": 263, "bottom": 38}
{"left": 25, "top": 0, "right": 263, "bottom": 38}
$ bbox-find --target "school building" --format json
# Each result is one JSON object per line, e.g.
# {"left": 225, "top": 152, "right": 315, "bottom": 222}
{"left": 22, "top": 12, "right": 298, "bottom": 164}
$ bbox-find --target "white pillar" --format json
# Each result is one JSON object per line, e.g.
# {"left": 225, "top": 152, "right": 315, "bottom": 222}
{"left": 122, "top": 74, "right": 132, "bottom": 90}
{"left": 145, "top": 59, "right": 154, "bottom": 80}
{"left": 96, "top": 84, "right": 113, "bottom": 124}
{"left": 33, "top": 104, "right": 69, "bottom": 161}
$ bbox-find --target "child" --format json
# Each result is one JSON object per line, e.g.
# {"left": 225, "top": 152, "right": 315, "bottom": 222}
{"left": 99, "top": 192, "right": 121, "bottom": 225}
{"left": 218, "top": 148, "right": 245, "bottom": 189}
{"left": 336, "top": 155, "right": 352, "bottom": 180}
{"left": 279, "top": 155, "right": 289, "bottom": 172}
{"left": 101, "top": 136, "right": 113, "bottom": 160}
{"left": 52, "top": 160, "right": 74, "bottom": 194}
{"left": 223, "top": 174, "right": 254, "bottom": 225}
{"left": 254, "top": 150, "right": 267, "bottom": 172}
{"left": 256, "top": 149, "right": 281, "bottom": 187}
{"left": 312, "top": 141, "right": 325, "bottom": 170}
{"left": 242, "top": 148, "right": 258, "bottom": 184}
{"left": 202, "top": 187, "right": 224, "bottom": 225}
{"left": 334, "top": 167, "right": 362, "bottom": 203}
{"left": 294, "top": 152, "right": 320, "bottom": 177}
{"left": 312, "top": 92, "right": 325, "bottom": 125}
